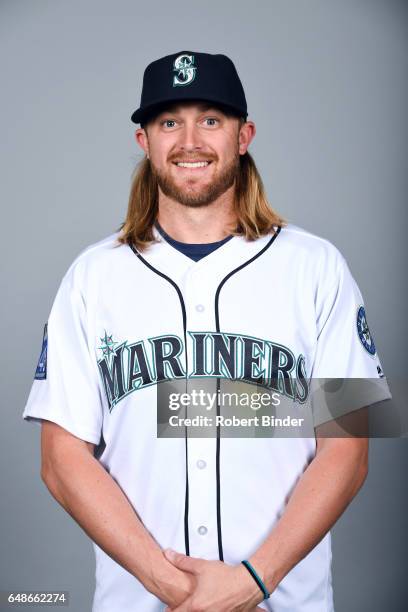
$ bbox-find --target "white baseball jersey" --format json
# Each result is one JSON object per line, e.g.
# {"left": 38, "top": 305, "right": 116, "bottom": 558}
{"left": 23, "top": 222, "right": 391, "bottom": 611}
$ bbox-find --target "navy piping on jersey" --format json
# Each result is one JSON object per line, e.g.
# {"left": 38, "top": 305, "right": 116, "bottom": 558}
{"left": 213, "top": 225, "right": 282, "bottom": 561}
{"left": 154, "top": 220, "right": 234, "bottom": 262}
{"left": 128, "top": 224, "right": 282, "bottom": 560}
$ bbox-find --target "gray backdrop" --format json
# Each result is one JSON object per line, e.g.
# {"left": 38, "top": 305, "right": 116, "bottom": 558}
{"left": 1, "top": 0, "right": 407, "bottom": 610}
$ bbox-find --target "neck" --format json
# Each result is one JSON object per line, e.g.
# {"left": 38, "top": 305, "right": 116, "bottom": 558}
{"left": 156, "top": 184, "right": 238, "bottom": 243}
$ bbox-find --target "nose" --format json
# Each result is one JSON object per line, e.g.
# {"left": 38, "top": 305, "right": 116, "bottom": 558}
{"left": 177, "top": 119, "right": 204, "bottom": 152}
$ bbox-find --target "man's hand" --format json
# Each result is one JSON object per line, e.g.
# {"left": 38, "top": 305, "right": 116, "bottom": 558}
{"left": 162, "top": 549, "right": 266, "bottom": 612}
{"left": 152, "top": 554, "right": 198, "bottom": 609}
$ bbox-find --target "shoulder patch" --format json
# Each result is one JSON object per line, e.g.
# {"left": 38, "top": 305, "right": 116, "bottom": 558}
{"left": 35, "top": 322, "right": 48, "bottom": 380}
{"left": 356, "top": 305, "right": 376, "bottom": 356}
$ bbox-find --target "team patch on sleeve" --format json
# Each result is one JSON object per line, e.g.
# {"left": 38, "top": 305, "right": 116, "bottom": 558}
{"left": 34, "top": 322, "right": 48, "bottom": 380}
{"left": 356, "top": 305, "right": 376, "bottom": 356}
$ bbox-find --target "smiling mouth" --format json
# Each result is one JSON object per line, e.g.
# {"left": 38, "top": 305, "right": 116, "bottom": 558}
{"left": 172, "top": 160, "right": 213, "bottom": 169}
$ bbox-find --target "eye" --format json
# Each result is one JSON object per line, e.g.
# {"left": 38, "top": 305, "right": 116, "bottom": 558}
{"left": 203, "top": 117, "right": 219, "bottom": 126}
{"left": 161, "top": 119, "right": 177, "bottom": 128}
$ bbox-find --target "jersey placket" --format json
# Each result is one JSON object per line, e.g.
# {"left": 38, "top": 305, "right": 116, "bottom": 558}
{"left": 183, "top": 264, "right": 220, "bottom": 559}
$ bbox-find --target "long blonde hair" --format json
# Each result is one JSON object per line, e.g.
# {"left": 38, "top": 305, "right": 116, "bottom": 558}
{"left": 116, "top": 123, "right": 287, "bottom": 250}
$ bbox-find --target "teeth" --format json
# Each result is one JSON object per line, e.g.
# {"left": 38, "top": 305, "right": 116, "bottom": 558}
{"left": 176, "top": 161, "right": 209, "bottom": 168}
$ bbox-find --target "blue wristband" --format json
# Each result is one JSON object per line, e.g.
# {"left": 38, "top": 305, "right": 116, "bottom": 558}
{"left": 241, "top": 560, "right": 271, "bottom": 600}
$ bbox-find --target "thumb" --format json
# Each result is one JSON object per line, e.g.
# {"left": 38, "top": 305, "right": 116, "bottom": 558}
{"left": 163, "top": 549, "right": 200, "bottom": 573}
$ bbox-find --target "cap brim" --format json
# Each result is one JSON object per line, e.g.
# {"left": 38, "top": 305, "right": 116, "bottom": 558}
{"left": 130, "top": 97, "right": 247, "bottom": 125}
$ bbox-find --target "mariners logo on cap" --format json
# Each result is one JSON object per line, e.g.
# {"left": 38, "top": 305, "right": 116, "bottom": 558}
{"left": 356, "top": 305, "right": 376, "bottom": 356}
{"left": 173, "top": 54, "right": 196, "bottom": 87}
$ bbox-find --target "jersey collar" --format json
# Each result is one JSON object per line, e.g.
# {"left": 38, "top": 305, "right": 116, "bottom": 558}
{"left": 130, "top": 224, "right": 282, "bottom": 287}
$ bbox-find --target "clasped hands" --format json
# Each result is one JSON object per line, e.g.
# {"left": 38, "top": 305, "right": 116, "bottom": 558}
{"left": 161, "top": 548, "right": 266, "bottom": 612}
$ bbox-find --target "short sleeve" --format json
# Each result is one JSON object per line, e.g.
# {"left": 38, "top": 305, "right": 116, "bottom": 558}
{"left": 22, "top": 261, "right": 103, "bottom": 444}
{"left": 310, "top": 249, "right": 392, "bottom": 426}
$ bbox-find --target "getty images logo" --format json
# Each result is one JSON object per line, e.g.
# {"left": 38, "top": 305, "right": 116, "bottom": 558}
{"left": 173, "top": 54, "right": 196, "bottom": 87}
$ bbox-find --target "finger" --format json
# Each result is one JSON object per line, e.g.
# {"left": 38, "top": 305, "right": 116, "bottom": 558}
{"left": 163, "top": 549, "right": 201, "bottom": 574}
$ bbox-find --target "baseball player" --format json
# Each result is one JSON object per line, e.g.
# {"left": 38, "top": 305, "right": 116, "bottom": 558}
{"left": 23, "top": 51, "right": 392, "bottom": 611}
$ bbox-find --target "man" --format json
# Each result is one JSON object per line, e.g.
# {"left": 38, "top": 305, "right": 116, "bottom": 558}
{"left": 23, "top": 51, "right": 392, "bottom": 611}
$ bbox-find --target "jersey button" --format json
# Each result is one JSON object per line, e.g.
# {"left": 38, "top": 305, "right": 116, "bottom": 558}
{"left": 195, "top": 304, "right": 205, "bottom": 312}
{"left": 196, "top": 459, "right": 207, "bottom": 469}
{"left": 197, "top": 525, "right": 208, "bottom": 536}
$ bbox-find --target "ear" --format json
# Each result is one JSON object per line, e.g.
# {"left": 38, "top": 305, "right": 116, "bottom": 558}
{"left": 238, "top": 120, "right": 256, "bottom": 155}
{"left": 135, "top": 128, "right": 149, "bottom": 158}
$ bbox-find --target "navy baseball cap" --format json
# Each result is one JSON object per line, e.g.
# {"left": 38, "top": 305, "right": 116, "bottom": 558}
{"left": 130, "top": 50, "right": 248, "bottom": 126}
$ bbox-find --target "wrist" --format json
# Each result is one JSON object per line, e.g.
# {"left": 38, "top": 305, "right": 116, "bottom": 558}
{"left": 247, "top": 553, "right": 279, "bottom": 595}
{"left": 233, "top": 563, "right": 266, "bottom": 608}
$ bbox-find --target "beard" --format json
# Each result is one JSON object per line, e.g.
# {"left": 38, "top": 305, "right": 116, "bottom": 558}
{"left": 150, "top": 152, "right": 241, "bottom": 208}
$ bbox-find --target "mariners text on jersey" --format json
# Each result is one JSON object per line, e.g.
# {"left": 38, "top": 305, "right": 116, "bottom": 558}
{"left": 96, "top": 330, "right": 309, "bottom": 411}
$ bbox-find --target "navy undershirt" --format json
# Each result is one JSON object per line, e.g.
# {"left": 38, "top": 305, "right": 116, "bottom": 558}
{"left": 155, "top": 221, "right": 233, "bottom": 262}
